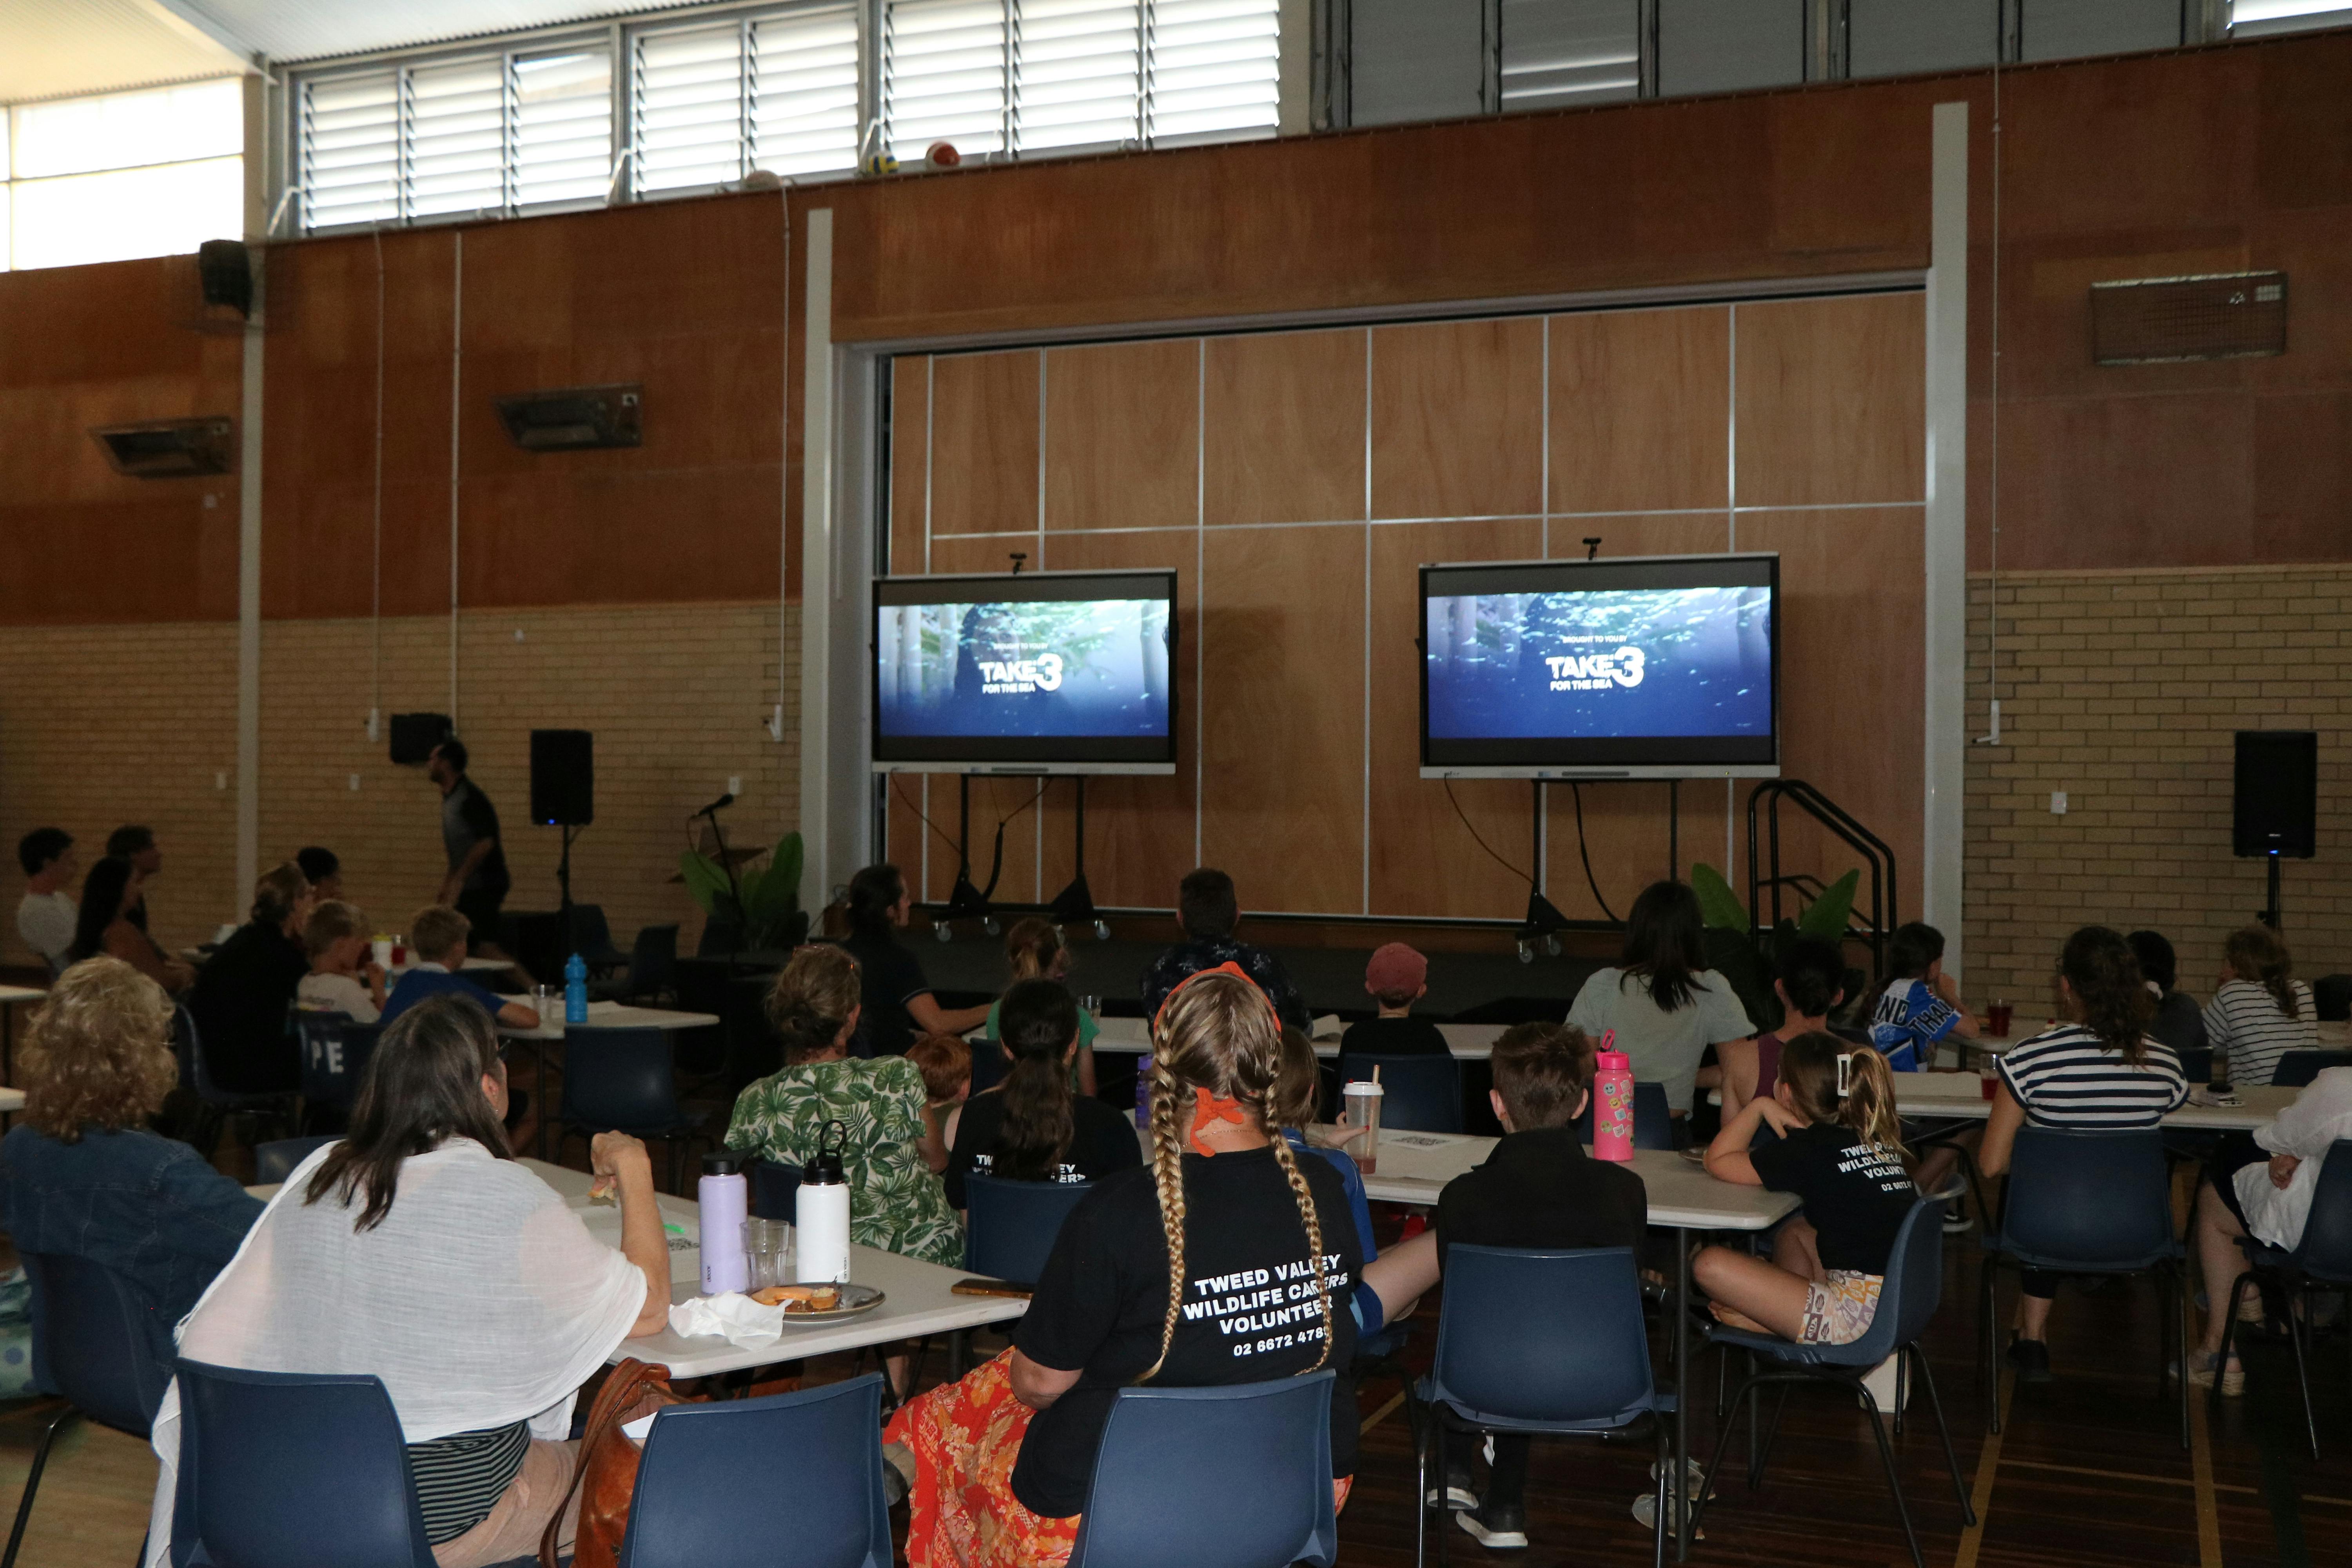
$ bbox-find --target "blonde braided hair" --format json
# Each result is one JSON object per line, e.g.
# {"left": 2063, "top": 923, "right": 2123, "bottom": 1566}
{"left": 1138, "top": 967, "right": 1334, "bottom": 1383}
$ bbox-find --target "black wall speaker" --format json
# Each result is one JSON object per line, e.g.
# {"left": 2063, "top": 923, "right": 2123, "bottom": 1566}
{"left": 389, "top": 713, "right": 454, "bottom": 766}
{"left": 198, "top": 240, "right": 251, "bottom": 317}
{"left": 2234, "top": 730, "right": 2318, "bottom": 858}
{"left": 530, "top": 730, "right": 594, "bottom": 827}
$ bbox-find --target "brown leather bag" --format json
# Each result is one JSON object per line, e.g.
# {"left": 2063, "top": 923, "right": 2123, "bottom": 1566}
{"left": 540, "top": 1359, "right": 694, "bottom": 1568}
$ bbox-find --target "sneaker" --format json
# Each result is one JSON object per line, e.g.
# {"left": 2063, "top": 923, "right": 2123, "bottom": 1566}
{"left": 1455, "top": 1501, "right": 1529, "bottom": 1550}
{"left": 1942, "top": 1207, "right": 1973, "bottom": 1234}
{"left": 1631, "top": 1493, "right": 1704, "bottom": 1541}
{"left": 2184, "top": 1350, "right": 2245, "bottom": 1397}
{"left": 1425, "top": 1465, "right": 1477, "bottom": 1511}
{"left": 1860, "top": 1355, "right": 1904, "bottom": 1414}
{"left": 1648, "top": 1456, "right": 1712, "bottom": 1501}
{"left": 2006, "top": 1335, "right": 2053, "bottom": 1384}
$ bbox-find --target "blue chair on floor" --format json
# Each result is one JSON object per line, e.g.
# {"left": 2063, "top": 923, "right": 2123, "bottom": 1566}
{"left": 558, "top": 1026, "right": 708, "bottom": 1191}
{"left": 1696, "top": 1201, "right": 1973, "bottom": 1568}
{"left": 1338, "top": 1054, "right": 1461, "bottom": 1135}
{"left": 2, "top": 1254, "right": 173, "bottom": 1568}
{"left": 1978, "top": 1127, "right": 2187, "bottom": 1447}
{"left": 298, "top": 1013, "right": 379, "bottom": 1115}
{"left": 2218, "top": 1138, "right": 2352, "bottom": 1458}
{"left": 1414, "top": 1246, "right": 1671, "bottom": 1568}
{"left": 174, "top": 1360, "right": 437, "bottom": 1568}
{"left": 622, "top": 1374, "right": 891, "bottom": 1568}
{"left": 254, "top": 1135, "right": 338, "bottom": 1185}
{"left": 1572, "top": 1082, "right": 1675, "bottom": 1151}
{"left": 178, "top": 1005, "right": 297, "bottom": 1157}
{"left": 964, "top": 1175, "right": 1093, "bottom": 1287}
{"left": 1067, "top": 1372, "right": 1338, "bottom": 1568}
{"left": 2270, "top": 1051, "right": 2352, "bottom": 1089}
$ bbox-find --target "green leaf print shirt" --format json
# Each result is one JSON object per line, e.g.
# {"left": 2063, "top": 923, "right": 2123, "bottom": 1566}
{"left": 724, "top": 1056, "right": 965, "bottom": 1268}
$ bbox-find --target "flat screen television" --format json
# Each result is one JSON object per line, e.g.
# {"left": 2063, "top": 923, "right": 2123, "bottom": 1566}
{"left": 1420, "top": 553, "right": 1780, "bottom": 778}
{"left": 871, "top": 570, "right": 1178, "bottom": 774}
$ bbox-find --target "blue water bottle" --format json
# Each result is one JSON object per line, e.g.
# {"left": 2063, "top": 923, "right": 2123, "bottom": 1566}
{"left": 564, "top": 953, "right": 588, "bottom": 1024}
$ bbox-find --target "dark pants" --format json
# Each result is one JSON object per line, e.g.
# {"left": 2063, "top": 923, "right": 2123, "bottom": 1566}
{"left": 456, "top": 886, "right": 507, "bottom": 948}
{"left": 1486, "top": 1434, "right": 1531, "bottom": 1508}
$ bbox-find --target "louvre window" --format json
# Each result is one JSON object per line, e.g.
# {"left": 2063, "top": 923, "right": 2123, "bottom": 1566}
{"left": 884, "top": 0, "right": 1011, "bottom": 161}
{"left": 1499, "top": 0, "right": 1639, "bottom": 109}
{"left": 751, "top": 6, "right": 863, "bottom": 175}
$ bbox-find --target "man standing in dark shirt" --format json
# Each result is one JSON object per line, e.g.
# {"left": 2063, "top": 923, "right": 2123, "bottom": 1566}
{"left": 1138, "top": 868, "right": 1308, "bottom": 1029}
{"left": 427, "top": 740, "right": 511, "bottom": 956}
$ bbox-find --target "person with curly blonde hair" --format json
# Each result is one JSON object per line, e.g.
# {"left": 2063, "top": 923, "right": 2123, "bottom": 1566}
{"left": 0, "top": 957, "right": 261, "bottom": 1370}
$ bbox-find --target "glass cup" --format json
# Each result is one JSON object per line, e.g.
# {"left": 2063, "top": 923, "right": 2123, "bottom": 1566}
{"left": 1341, "top": 1080, "right": 1384, "bottom": 1175}
{"left": 743, "top": 1217, "right": 792, "bottom": 1290}
{"left": 1987, "top": 999, "right": 2013, "bottom": 1037}
{"left": 391, "top": 936, "right": 407, "bottom": 967}
{"left": 371, "top": 936, "right": 395, "bottom": 971}
{"left": 1979, "top": 1063, "right": 2000, "bottom": 1102}
{"left": 532, "top": 985, "right": 563, "bottom": 1033}
{"left": 1080, "top": 995, "right": 1102, "bottom": 1020}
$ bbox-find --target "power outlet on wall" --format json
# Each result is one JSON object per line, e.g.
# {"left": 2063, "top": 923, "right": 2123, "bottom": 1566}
{"left": 2050, "top": 790, "right": 2068, "bottom": 815}
{"left": 728, "top": 776, "right": 741, "bottom": 797}
{"left": 349, "top": 774, "right": 361, "bottom": 791}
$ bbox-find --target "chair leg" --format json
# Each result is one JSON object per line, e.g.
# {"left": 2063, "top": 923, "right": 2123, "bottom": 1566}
{"left": 2177, "top": 1263, "right": 2192, "bottom": 1453}
{"left": 1692, "top": 1373, "right": 1760, "bottom": 1539}
{"left": 1751, "top": 1382, "right": 1792, "bottom": 1490}
{"left": 2, "top": 1407, "right": 74, "bottom": 1568}
{"left": 1414, "top": 1415, "right": 1430, "bottom": 1568}
{"left": 1910, "top": 1343, "right": 1976, "bottom": 1527}
{"left": 1652, "top": 1408, "right": 1670, "bottom": 1568}
{"left": 1893, "top": 1343, "right": 1909, "bottom": 1439}
{"left": 1980, "top": 1260, "right": 2003, "bottom": 1435}
{"left": 2285, "top": 1283, "right": 2319, "bottom": 1461}
{"left": 1433, "top": 1422, "right": 1450, "bottom": 1567}
{"left": 1858, "top": 1381, "right": 1926, "bottom": 1568}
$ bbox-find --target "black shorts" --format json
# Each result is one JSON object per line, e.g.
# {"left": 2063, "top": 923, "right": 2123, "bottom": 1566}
{"left": 2203, "top": 1132, "right": 2269, "bottom": 1233}
{"left": 456, "top": 886, "right": 508, "bottom": 947}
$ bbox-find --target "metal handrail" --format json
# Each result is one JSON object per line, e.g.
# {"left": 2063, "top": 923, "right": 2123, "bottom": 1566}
{"left": 1744, "top": 779, "right": 1898, "bottom": 982}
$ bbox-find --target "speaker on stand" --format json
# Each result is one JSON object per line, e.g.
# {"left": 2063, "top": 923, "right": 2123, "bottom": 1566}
{"left": 530, "top": 730, "right": 595, "bottom": 916}
{"left": 2233, "top": 730, "right": 2316, "bottom": 930}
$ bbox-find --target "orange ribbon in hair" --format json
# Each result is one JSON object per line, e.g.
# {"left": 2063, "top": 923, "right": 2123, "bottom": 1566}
{"left": 1189, "top": 1086, "right": 1248, "bottom": 1156}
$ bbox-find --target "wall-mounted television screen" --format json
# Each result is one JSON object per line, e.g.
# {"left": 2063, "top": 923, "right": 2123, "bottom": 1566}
{"left": 1420, "top": 554, "right": 1780, "bottom": 778}
{"left": 871, "top": 570, "right": 1178, "bottom": 774}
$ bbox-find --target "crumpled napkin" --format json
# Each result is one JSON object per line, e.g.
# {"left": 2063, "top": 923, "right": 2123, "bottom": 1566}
{"left": 668, "top": 1291, "right": 786, "bottom": 1349}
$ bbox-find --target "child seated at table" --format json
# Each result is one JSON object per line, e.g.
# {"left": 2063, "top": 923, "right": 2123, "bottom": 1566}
{"left": 296, "top": 899, "right": 386, "bottom": 1024}
{"left": 1695, "top": 1035, "right": 1917, "bottom": 1347}
{"left": 1864, "top": 922, "right": 1977, "bottom": 1071}
{"left": 1338, "top": 943, "right": 1450, "bottom": 1058}
{"left": 906, "top": 1030, "right": 973, "bottom": 1156}
{"left": 1270, "top": 1027, "right": 1383, "bottom": 1328}
{"left": 943, "top": 981, "right": 1138, "bottom": 1212}
{"left": 377, "top": 905, "right": 536, "bottom": 1030}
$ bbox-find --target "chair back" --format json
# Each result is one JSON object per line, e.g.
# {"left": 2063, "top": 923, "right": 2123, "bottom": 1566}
{"left": 559, "top": 1027, "right": 687, "bottom": 1133}
{"left": 568, "top": 903, "right": 621, "bottom": 959}
{"left": 1428, "top": 1246, "right": 1658, "bottom": 1426}
{"left": 298, "top": 1014, "right": 379, "bottom": 1109}
{"left": 20, "top": 1252, "right": 169, "bottom": 1434}
{"left": 1066, "top": 1372, "right": 1338, "bottom": 1568}
{"left": 967, "top": 1036, "right": 1008, "bottom": 1096}
{"left": 2270, "top": 1051, "right": 2352, "bottom": 1089}
{"left": 963, "top": 1175, "right": 1093, "bottom": 1284}
{"left": 1793, "top": 1200, "right": 1944, "bottom": 1368}
{"left": 2292, "top": 1139, "right": 2352, "bottom": 1281}
{"left": 1336, "top": 1053, "right": 1461, "bottom": 1134}
{"left": 2176, "top": 1047, "right": 2212, "bottom": 1087}
{"left": 620, "top": 1374, "right": 891, "bottom": 1568}
{"left": 174, "top": 1360, "right": 437, "bottom": 1568}
{"left": 2002, "top": 1127, "right": 2175, "bottom": 1270}
{"left": 1572, "top": 1082, "right": 1674, "bottom": 1150}
{"left": 255, "top": 1135, "right": 338, "bottom": 1185}
{"left": 751, "top": 1159, "right": 802, "bottom": 1221}
{"left": 626, "top": 924, "right": 681, "bottom": 998}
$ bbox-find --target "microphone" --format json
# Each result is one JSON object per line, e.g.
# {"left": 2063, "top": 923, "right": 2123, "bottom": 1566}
{"left": 693, "top": 791, "right": 735, "bottom": 818}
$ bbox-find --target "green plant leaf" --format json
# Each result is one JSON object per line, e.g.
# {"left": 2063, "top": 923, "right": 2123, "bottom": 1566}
{"left": 677, "top": 850, "right": 731, "bottom": 914}
{"left": 1690, "top": 863, "right": 1749, "bottom": 931}
{"left": 1797, "top": 869, "right": 1861, "bottom": 942}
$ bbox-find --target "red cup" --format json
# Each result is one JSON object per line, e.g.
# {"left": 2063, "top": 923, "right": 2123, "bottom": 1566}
{"left": 1987, "top": 1001, "right": 2012, "bottom": 1037}
{"left": 1980, "top": 1072, "right": 1999, "bottom": 1102}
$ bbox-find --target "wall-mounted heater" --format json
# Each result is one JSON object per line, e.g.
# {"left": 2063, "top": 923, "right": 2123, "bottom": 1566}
{"left": 493, "top": 383, "right": 642, "bottom": 451}
{"left": 89, "top": 418, "right": 235, "bottom": 477}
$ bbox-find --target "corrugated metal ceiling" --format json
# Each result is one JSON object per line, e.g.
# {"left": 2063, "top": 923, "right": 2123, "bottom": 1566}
{"left": 0, "top": 0, "right": 246, "bottom": 104}
{"left": 183, "top": 0, "right": 717, "bottom": 64}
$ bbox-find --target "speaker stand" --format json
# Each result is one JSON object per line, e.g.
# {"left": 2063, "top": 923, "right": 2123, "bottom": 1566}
{"left": 1516, "top": 780, "right": 1569, "bottom": 963}
{"left": 935, "top": 775, "right": 997, "bottom": 939}
{"left": 556, "top": 825, "right": 577, "bottom": 917}
{"left": 1048, "top": 777, "right": 1108, "bottom": 939}
{"left": 2261, "top": 851, "right": 2282, "bottom": 931}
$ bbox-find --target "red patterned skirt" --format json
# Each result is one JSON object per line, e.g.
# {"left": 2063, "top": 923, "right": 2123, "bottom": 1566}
{"left": 884, "top": 1351, "right": 1353, "bottom": 1568}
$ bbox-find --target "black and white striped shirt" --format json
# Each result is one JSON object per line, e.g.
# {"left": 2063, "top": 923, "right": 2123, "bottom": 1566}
{"left": 408, "top": 1421, "right": 531, "bottom": 1545}
{"left": 1997, "top": 1024, "right": 2188, "bottom": 1128}
{"left": 2200, "top": 979, "right": 2316, "bottom": 1089}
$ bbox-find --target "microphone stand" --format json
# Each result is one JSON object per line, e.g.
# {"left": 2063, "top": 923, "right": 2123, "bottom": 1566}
{"left": 697, "top": 799, "right": 744, "bottom": 965}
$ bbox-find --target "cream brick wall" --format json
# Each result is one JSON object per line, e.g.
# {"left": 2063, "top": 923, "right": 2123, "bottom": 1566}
{"left": 1, "top": 603, "right": 800, "bottom": 972}
{"left": 1964, "top": 565, "right": 2352, "bottom": 1012}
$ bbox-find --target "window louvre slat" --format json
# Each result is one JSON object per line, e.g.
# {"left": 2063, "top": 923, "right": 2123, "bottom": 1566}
{"left": 515, "top": 49, "right": 613, "bottom": 209}
{"left": 1499, "top": 0, "right": 1639, "bottom": 110}
{"left": 1145, "top": 0, "right": 1280, "bottom": 142}
{"left": 751, "top": 5, "right": 862, "bottom": 176}
{"left": 407, "top": 58, "right": 508, "bottom": 218}
{"left": 302, "top": 70, "right": 402, "bottom": 228}
{"left": 1014, "top": 0, "right": 1141, "bottom": 151}
{"left": 635, "top": 25, "right": 749, "bottom": 192}
{"left": 885, "top": 0, "right": 1011, "bottom": 160}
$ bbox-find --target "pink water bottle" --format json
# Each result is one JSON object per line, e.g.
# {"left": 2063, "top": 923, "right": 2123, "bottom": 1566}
{"left": 1592, "top": 1032, "right": 1635, "bottom": 1162}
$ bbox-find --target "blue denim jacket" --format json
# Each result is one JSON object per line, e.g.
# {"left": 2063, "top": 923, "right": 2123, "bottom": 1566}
{"left": 0, "top": 1124, "right": 264, "bottom": 1379}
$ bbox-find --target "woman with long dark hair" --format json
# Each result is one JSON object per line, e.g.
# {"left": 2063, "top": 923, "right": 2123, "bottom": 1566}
{"left": 838, "top": 863, "right": 990, "bottom": 1056}
{"left": 148, "top": 994, "right": 669, "bottom": 1568}
{"left": 67, "top": 855, "right": 192, "bottom": 993}
{"left": 1979, "top": 925, "right": 2187, "bottom": 1383}
{"left": 945, "top": 978, "right": 1139, "bottom": 1210}
{"left": 1565, "top": 880, "right": 1753, "bottom": 1122}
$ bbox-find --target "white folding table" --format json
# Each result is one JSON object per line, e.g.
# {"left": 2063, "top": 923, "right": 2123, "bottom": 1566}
{"left": 1084, "top": 1015, "right": 1508, "bottom": 1061}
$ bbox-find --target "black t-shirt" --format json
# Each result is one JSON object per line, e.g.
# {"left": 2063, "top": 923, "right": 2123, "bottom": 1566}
{"left": 1747, "top": 1122, "right": 1918, "bottom": 1274}
{"left": 1338, "top": 1016, "right": 1452, "bottom": 1060}
{"left": 838, "top": 933, "right": 933, "bottom": 1057}
{"left": 187, "top": 922, "right": 311, "bottom": 1094}
{"left": 1434, "top": 1125, "right": 1648, "bottom": 1271}
{"left": 1012, "top": 1147, "right": 1361, "bottom": 1518}
{"left": 944, "top": 1089, "right": 1142, "bottom": 1209}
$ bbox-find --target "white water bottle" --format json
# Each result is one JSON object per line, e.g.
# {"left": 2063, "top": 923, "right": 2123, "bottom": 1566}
{"left": 795, "top": 1120, "right": 852, "bottom": 1286}
{"left": 698, "top": 1154, "right": 749, "bottom": 1296}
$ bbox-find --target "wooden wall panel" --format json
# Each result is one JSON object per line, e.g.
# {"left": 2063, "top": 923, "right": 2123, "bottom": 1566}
{"left": 1734, "top": 293, "right": 1926, "bottom": 508}
{"left": 890, "top": 358, "right": 931, "bottom": 573}
{"left": 1036, "top": 527, "right": 1200, "bottom": 912}
{"left": 928, "top": 350, "right": 1041, "bottom": 539}
{"left": 1367, "top": 519, "right": 1544, "bottom": 918}
{"left": 1549, "top": 308, "right": 1731, "bottom": 516}
{"left": 1369, "top": 319, "right": 1543, "bottom": 521}
{"left": 1043, "top": 339, "right": 1200, "bottom": 533}
{"left": 1200, "top": 526, "right": 1366, "bottom": 913}
{"left": 1203, "top": 331, "right": 1366, "bottom": 527}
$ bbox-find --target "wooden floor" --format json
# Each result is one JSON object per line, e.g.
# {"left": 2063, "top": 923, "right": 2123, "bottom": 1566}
{"left": 9, "top": 1119, "right": 2350, "bottom": 1567}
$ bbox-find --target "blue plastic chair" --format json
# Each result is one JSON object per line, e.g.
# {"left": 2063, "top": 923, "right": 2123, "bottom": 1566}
{"left": 558, "top": 1026, "right": 708, "bottom": 1191}
{"left": 621, "top": 1373, "right": 891, "bottom": 1568}
{"left": 2, "top": 1254, "right": 173, "bottom": 1568}
{"left": 1414, "top": 1246, "right": 1672, "bottom": 1568}
{"left": 2270, "top": 1051, "right": 2352, "bottom": 1089}
{"left": 178, "top": 1005, "right": 296, "bottom": 1156}
{"left": 1979, "top": 1127, "right": 2186, "bottom": 1446}
{"left": 1338, "top": 1054, "right": 1462, "bottom": 1135}
{"left": 2218, "top": 1138, "right": 2352, "bottom": 1457}
{"left": 173, "top": 1360, "right": 437, "bottom": 1568}
{"left": 254, "top": 1135, "right": 338, "bottom": 1185}
{"left": 1065, "top": 1372, "right": 1338, "bottom": 1568}
{"left": 1571, "top": 1082, "right": 1675, "bottom": 1150}
{"left": 1695, "top": 1201, "right": 1973, "bottom": 1568}
{"left": 297, "top": 1013, "right": 379, "bottom": 1113}
{"left": 962, "top": 1174, "right": 1093, "bottom": 1286}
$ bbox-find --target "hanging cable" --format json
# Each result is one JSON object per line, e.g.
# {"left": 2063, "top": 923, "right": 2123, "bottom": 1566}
{"left": 1444, "top": 777, "right": 1535, "bottom": 888}
{"left": 1570, "top": 783, "right": 1620, "bottom": 924}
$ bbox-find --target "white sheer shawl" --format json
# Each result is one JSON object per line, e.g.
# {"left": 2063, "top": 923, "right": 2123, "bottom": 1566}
{"left": 144, "top": 1138, "right": 646, "bottom": 1566}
